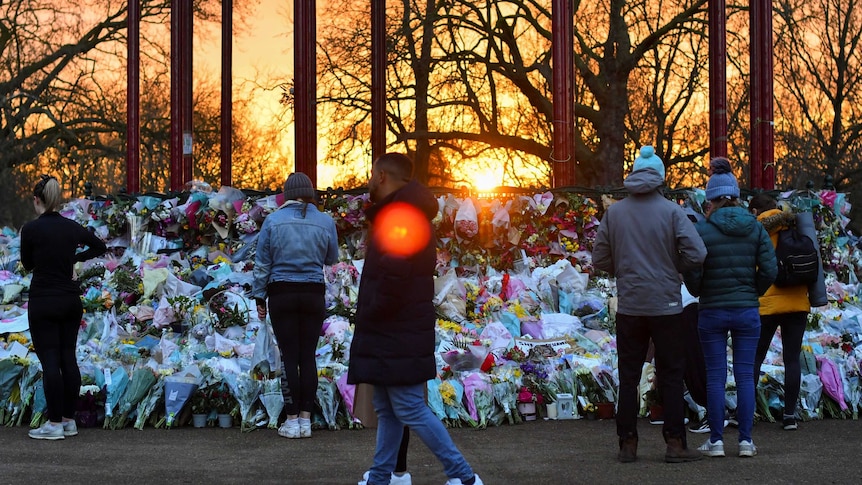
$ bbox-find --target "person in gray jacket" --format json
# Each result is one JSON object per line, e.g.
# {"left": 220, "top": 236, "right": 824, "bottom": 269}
{"left": 253, "top": 172, "right": 339, "bottom": 439}
{"left": 593, "top": 145, "right": 707, "bottom": 463}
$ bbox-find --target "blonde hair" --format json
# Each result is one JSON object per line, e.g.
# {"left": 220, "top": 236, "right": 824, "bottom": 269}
{"left": 706, "top": 196, "right": 738, "bottom": 218}
{"left": 34, "top": 175, "right": 62, "bottom": 212}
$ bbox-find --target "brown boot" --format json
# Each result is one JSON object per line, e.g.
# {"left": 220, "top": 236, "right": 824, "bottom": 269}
{"left": 618, "top": 436, "right": 638, "bottom": 463}
{"left": 665, "top": 436, "right": 703, "bottom": 463}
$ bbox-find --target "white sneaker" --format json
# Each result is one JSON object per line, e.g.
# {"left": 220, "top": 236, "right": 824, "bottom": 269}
{"left": 62, "top": 420, "right": 78, "bottom": 437}
{"left": 359, "top": 471, "right": 412, "bottom": 485}
{"left": 445, "top": 474, "right": 483, "bottom": 485}
{"left": 739, "top": 440, "right": 757, "bottom": 457}
{"left": 278, "top": 419, "right": 300, "bottom": 439}
{"left": 299, "top": 418, "right": 312, "bottom": 438}
{"left": 697, "top": 439, "right": 725, "bottom": 457}
{"left": 29, "top": 422, "right": 64, "bottom": 440}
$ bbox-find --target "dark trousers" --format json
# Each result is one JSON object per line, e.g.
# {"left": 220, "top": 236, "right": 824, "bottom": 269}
{"left": 268, "top": 283, "right": 326, "bottom": 415}
{"left": 396, "top": 427, "right": 410, "bottom": 473}
{"left": 28, "top": 294, "right": 83, "bottom": 423}
{"left": 754, "top": 312, "right": 807, "bottom": 416}
{"left": 682, "top": 304, "right": 707, "bottom": 407}
{"left": 616, "top": 312, "right": 687, "bottom": 440}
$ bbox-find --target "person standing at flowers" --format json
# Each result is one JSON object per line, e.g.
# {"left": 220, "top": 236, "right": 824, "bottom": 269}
{"left": 749, "top": 193, "right": 821, "bottom": 431}
{"left": 253, "top": 172, "right": 339, "bottom": 439}
{"left": 683, "top": 158, "right": 777, "bottom": 458}
{"left": 22, "top": 175, "right": 107, "bottom": 440}
{"left": 592, "top": 145, "right": 707, "bottom": 463}
{"left": 349, "top": 152, "right": 483, "bottom": 485}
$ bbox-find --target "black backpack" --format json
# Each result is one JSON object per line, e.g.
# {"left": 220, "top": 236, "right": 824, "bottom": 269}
{"left": 773, "top": 226, "right": 819, "bottom": 287}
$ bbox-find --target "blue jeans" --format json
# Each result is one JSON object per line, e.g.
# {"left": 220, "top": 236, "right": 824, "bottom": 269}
{"left": 698, "top": 307, "right": 761, "bottom": 444}
{"left": 367, "top": 384, "right": 473, "bottom": 485}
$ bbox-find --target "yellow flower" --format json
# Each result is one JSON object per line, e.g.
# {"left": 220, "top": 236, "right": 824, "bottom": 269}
{"left": 440, "top": 381, "right": 457, "bottom": 406}
{"left": 510, "top": 301, "right": 528, "bottom": 320}
{"left": 436, "top": 319, "right": 462, "bottom": 334}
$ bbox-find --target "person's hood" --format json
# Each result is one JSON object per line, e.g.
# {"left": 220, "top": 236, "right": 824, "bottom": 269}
{"left": 623, "top": 169, "right": 664, "bottom": 195}
{"left": 708, "top": 206, "right": 758, "bottom": 237}
{"left": 756, "top": 208, "right": 795, "bottom": 235}
{"left": 366, "top": 179, "right": 439, "bottom": 222}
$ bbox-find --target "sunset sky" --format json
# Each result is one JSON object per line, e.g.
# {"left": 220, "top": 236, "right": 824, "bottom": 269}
{"left": 196, "top": 0, "right": 504, "bottom": 190}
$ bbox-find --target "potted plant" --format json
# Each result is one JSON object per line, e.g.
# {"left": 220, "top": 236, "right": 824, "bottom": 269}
{"left": 643, "top": 387, "right": 663, "bottom": 422}
{"left": 208, "top": 385, "right": 236, "bottom": 428}
{"left": 190, "top": 388, "right": 209, "bottom": 428}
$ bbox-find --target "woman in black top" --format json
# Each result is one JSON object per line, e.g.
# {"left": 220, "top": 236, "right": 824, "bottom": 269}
{"left": 21, "top": 175, "right": 107, "bottom": 440}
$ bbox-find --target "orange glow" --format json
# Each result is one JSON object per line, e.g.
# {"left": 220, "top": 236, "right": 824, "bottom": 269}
{"left": 373, "top": 202, "right": 431, "bottom": 256}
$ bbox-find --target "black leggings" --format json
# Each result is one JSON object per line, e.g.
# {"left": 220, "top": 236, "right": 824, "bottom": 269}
{"left": 396, "top": 427, "right": 410, "bottom": 473}
{"left": 753, "top": 312, "right": 807, "bottom": 416}
{"left": 28, "top": 294, "right": 83, "bottom": 423}
{"left": 268, "top": 283, "right": 326, "bottom": 415}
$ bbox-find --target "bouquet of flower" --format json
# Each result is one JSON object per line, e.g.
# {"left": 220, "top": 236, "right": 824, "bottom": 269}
{"left": 439, "top": 379, "right": 475, "bottom": 427}
{"left": 11, "top": 358, "right": 40, "bottom": 426}
{"left": 325, "top": 192, "right": 370, "bottom": 234}
{"left": 134, "top": 378, "right": 165, "bottom": 430}
{"left": 259, "top": 377, "right": 284, "bottom": 429}
{"left": 225, "top": 372, "right": 262, "bottom": 432}
{"left": 233, "top": 213, "right": 260, "bottom": 235}
{"left": 101, "top": 367, "right": 130, "bottom": 421}
{"left": 316, "top": 372, "right": 341, "bottom": 430}
{"left": 576, "top": 366, "right": 605, "bottom": 408}
{"left": 163, "top": 373, "right": 199, "bottom": 428}
{"left": 29, "top": 380, "right": 47, "bottom": 428}
{"left": 455, "top": 198, "right": 479, "bottom": 241}
{"left": 75, "top": 384, "right": 102, "bottom": 428}
{"left": 462, "top": 372, "right": 494, "bottom": 428}
{"left": 106, "top": 367, "right": 158, "bottom": 429}
{"left": 207, "top": 289, "right": 250, "bottom": 331}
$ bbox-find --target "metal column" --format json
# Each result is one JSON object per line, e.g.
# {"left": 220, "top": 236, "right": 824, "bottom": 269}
{"left": 371, "top": 0, "right": 386, "bottom": 161}
{"left": 182, "top": 0, "right": 194, "bottom": 185}
{"left": 170, "top": 0, "right": 183, "bottom": 191}
{"left": 126, "top": 0, "right": 141, "bottom": 194}
{"left": 708, "top": 0, "right": 727, "bottom": 159}
{"left": 294, "top": 0, "right": 317, "bottom": 184}
{"left": 221, "top": 0, "right": 233, "bottom": 187}
{"left": 750, "top": 0, "right": 774, "bottom": 189}
{"left": 552, "top": 0, "right": 575, "bottom": 187}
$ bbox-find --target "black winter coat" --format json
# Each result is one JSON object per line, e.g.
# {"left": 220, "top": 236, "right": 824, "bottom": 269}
{"left": 347, "top": 180, "right": 439, "bottom": 386}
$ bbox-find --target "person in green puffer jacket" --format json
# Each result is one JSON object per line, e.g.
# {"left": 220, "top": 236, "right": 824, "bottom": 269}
{"left": 683, "top": 157, "right": 777, "bottom": 459}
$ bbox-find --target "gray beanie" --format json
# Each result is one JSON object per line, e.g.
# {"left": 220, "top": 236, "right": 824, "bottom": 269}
{"left": 705, "top": 158, "right": 740, "bottom": 200}
{"left": 632, "top": 145, "right": 665, "bottom": 179}
{"left": 283, "top": 172, "right": 315, "bottom": 200}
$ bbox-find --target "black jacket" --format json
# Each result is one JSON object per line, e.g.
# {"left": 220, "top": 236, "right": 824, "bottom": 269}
{"left": 21, "top": 212, "right": 108, "bottom": 297}
{"left": 347, "top": 180, "right": 439, "bottom": 386}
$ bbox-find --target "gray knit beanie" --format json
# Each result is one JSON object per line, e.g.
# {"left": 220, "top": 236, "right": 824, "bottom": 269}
{"left": 283, "top": 172, "right": 315, "bottom": 200}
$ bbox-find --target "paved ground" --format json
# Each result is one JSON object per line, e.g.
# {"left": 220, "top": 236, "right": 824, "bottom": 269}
{"left": 1, "top": 417, "right": 859, "bottom": 484}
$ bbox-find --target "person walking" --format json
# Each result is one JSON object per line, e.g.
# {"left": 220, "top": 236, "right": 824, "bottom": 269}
{"left": 22, "top": 175, "right": 107, "bottom": 440}
{"left": 749, "top": 193, "right": 815, "bottom": 431}
{"left": 253, "top": 172, "right": 339, "bottom": 439}
{"left": 349, "top": 153, "right": 482, "bottom": 485}
{"left": 683, "top": 158, "right": 777, "bottom": 458}
{"left": 593, "top": 145, "right": 707, "bottom": 463}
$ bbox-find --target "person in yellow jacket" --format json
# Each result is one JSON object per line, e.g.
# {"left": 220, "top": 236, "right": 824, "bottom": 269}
{"left": 748, "top": 193, "right": 810, "bottom": 431}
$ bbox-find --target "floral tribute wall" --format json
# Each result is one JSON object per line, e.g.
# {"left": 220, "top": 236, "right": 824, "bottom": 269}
{"left": 0, "top": 183, "right": 860, "bottom": 431}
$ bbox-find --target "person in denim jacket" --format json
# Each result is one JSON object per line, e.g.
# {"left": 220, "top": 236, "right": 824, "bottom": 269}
{"left": 253, "top": 172, "right": 339, "bottom": 439}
